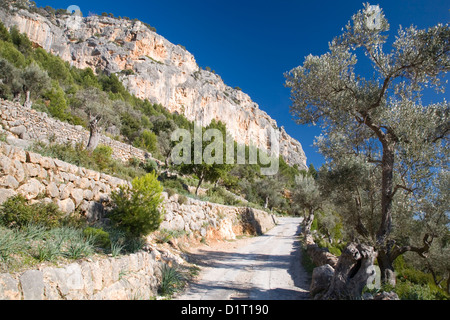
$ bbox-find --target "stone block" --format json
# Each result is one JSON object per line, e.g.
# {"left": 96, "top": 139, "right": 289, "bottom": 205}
{"left": 39, "top": 156, "right": 55, "bottom": 169}
{"left": 13, "top": 159, "right": 25, "bottom": 182}
{"left": 57, "top": 198, "right": 75, "bottom": 214}
{"left": 71, "top": 188, "right": 84, "bottom": 207}
{"left": 17, "top": 178, "right": 45, "bottom": 200}
{"left": 0, "top": 175, "right": 19, "bottom": 189}
{"left": 83, "top": 189, "right": 94, "bottom": 201}
{"left": 25, "top": 163, "right": 39, "bottom": 177}
{"left": 6, "top": 135, "right": 32, "bottom": 150}
{"left": 0, "top": 273, "right": 21, "bottom": 300}
{"left": 20, "top": 270, "right": 44, "bottom": 300}
{"left": 85, "top": 201, "right": 104, "bottom": 222}
{"left": 53, "top": 159, "right": 70, "bottom": 172}
{"left": 10, "top": 146, "right": 27, "bottom": 163}
{"left": 59, "top": 183, "right": 74, "bottom": 200}
{"left": 0, "top": 154, "right": 13, "bottom": 175}
{"left": 89, "top": 261, "right": 104, "bottom": 292}
{"left": 27, "top": 151, "right": 42, "bottom": 164}
{"left": 65, "top": 264, "right": 84, "bottom": 292}
{"left": 10, "top": 125, "right": 27, "bottom": 139}
{"left": 46, "top": 182, "right": 60, "bottom": 198}
{"left": 80, "top": 262, "right": 94, "bottom": 296}
{"left": 0, "top": 188, "right": 17, "bottom": 205}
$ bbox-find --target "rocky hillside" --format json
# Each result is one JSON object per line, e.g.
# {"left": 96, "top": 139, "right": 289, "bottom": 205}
{"left": 0, "top": 5, "right": 307, "bottom": 169}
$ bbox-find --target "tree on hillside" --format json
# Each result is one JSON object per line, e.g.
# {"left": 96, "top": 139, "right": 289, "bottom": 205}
{"left": 292, "top": 174, "right": 324, "bottom": 235}
{"left": 72, "top": 87, "right": 119, "bottom": 152}
{"left": 178, "top": 120, "right": 233, "bottom": 195}
{"left": 21, "top": 62, "right": 51, "bottom": 109}
{"left": 254, "top": 176, "right": 286, "bottom": 211}
{"left": 285, "top": 3, "right": 449, "bottom": 289}
{"left": 0, "top": 58, "right": 22, "bottom": 100}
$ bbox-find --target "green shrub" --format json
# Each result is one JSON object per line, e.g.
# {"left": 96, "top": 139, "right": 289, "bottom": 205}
{"left": 178, "top": 195, "right": 188, "bottom": 205}
{"left": 143, "top": 159, "right": 158, "bottom": 173}
{"left": 127, "top": 157, "right": 141, "bottom": 168}
{"left": 399, "top": 268, "right": 434, "bottom": 286}
{"left": 395, "top": 281, "right": 439, "bottom": 300}
{"left": 134, "top": 129, "right": 158, "bottom": 153}
{"left": 0, "top": 227, "right": 24, "bottom": 263}
{"left": 166, "top": 188, "right": 176, "bottom": 198}
{"left": 63, "top": 239, "right": 95, "bottom": 260}
{"left": 0, "top": 195, "right": 64, "bottom": 229}
{"left": 161, "top": 178, "right": 187, "bottom": 195}
{"left": 35, "top": 241, "right": 61, "bottom": 262}
{"left": 43, "top": 83, "right": 69, "bottom": 121}
{"left": 92, "top": 145, "right": 113, "bottom": 171}
{"left": 0, "top": 40, "right": 27, "bottom": 68}
{"left": 158, "top": 264, "right": 186, "bottom": 297}
{"left": 83, "top": 227, "right": 111, "bottom": 248}
{"left": 110, "top": 172, "right": 164, "bottom": 237}
{"left": 0, "top": 21, "right": 11, "bottom": 42}
{"left": 206, "top": 187, "right": 241, "bottom": 206}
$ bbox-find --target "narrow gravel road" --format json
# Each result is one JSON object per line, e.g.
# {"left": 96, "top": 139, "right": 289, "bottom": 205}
{"left": 175, "top": 217, "right": 310, "bottom": 300}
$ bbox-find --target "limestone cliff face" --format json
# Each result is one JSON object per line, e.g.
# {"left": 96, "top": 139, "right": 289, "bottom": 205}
{"left": 0, "top": 7, "right": 307, "bottom": 168}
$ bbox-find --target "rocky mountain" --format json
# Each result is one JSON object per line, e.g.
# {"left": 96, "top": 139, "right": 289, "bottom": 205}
{"left": 0, "top": 5, "right": 307, "bottom": 169}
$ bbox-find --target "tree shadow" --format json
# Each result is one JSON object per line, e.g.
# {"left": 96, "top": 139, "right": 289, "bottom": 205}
{"left": 181, "top": 222, "right": 311, "bottom": 300}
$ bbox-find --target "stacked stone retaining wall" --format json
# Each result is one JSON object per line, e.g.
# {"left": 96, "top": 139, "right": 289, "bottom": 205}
{"left": 0, "top": 128, "right": 277, "bottom": 300}
{"left": 0, "top": 99, "right": 157, "bottom": 164}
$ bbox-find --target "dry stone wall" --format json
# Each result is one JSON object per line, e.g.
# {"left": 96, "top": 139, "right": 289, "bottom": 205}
{"left": 0, "top": 129, "right": 278, "bottom": 300}
{"left": 0, "top": 138, "right": 277, "bottom": 234}
{"left": 0, "top": 139, "right": 130, "bottom": 221}
{"left": 0, "top": 99, "right": 159, "bottom": 165}
{"left": 0, "top": 249, "right": 177, "bottom": 300}
{"left": 162, "top": 193, "right": 278, "bottom": 239}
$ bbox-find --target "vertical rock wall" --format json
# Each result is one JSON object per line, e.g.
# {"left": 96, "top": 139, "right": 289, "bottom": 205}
{"left": 0, "top": 7, "right": 307, "bottom": 168}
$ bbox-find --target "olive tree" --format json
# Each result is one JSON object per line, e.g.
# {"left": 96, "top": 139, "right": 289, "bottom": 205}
{"left": 72, "top": 87, "right": 120, "bottom": 152}
{"left": 285, "top": 3, "right": 449, "bottom": 287}
{"left": 21, "top": 62, "right": 51, "bottom": 108}
{"left": 292, "top": 174, "right": 323, "bottom": 235}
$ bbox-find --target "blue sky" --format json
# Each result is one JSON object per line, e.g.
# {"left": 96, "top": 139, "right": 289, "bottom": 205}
{"left": 34, "top": 0, "right": 450, "bottom": 168}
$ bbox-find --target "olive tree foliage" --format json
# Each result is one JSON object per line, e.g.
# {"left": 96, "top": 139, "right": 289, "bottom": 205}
{"left": 317, "top": 156, "right": 381, "bottom": 242}
{"left": 285, "top": 3, "right": 449, "bottom": 285}
{"left": 71, "top": 87, "right": 120, "bottom": 151}
{"left": 0, "top": 58, "right": 22, "bottom": 100}
{"left": 292, "top": 174, "right": 323, "bottom": 234}
{"left": 0, "top": 59, "right": 51, "bottom": 108}
{"left": 410, "top": 171, "right": 450, "bottom": 292}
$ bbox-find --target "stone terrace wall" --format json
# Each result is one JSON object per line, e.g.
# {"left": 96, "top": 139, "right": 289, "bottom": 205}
{"left": 162, "top": 193, "right": 278, "bottom": 239}
{"left": 0, "top": 140, "right": 277, "bottom": 235}
{"left": 0, "top": 101, "right": 278, "bottom": 300}
{"left": 0, "top": 99, "right": 161, "bottom": 165}
{"left": 0, "top": 141, "right": 277, "bottom": 300}
{"left": 0, "top": 140, "right": 129, "bottom": 221}
{"left": 0, "top": 249, "right": 179, "bottom": 300}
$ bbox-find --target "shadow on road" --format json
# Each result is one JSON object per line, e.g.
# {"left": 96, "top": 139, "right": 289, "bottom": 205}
{"left": 180, "top": 221, "right": 311, "bottom": 300}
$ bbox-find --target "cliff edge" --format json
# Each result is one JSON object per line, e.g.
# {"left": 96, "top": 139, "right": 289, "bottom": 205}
{"left": 0, "top": 6, "right": 307, "bottom": 169}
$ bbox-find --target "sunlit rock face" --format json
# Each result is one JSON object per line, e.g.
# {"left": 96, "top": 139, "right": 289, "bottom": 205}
{"left": 0, "top": 7, "right": 307, "bottom": 169}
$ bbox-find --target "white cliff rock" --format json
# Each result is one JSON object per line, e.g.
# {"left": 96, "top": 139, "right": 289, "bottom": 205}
{"left": 0, "top": 7, "right": 307, "bottom": 168}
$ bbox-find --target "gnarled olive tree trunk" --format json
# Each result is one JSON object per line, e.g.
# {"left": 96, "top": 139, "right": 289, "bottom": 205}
{"left": 86, "top": 115, "right": 101, "bottom": 152}
{"left": 322, "top": 243, "right": 377, "bottom": 300}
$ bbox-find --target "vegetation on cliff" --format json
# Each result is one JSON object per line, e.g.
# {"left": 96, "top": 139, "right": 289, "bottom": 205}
{"left": 0, "top": 17, "right": 306, "bottom": 214}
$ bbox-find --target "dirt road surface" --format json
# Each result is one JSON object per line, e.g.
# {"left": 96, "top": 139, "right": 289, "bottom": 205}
{"left": 175, "top": 217, "right": 311, "bottom": 300}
